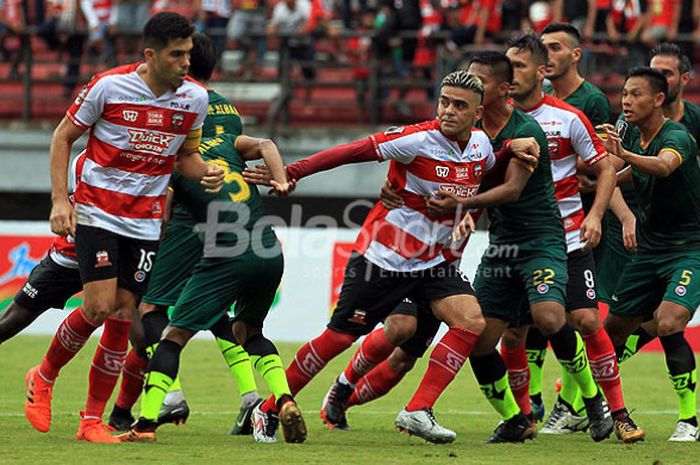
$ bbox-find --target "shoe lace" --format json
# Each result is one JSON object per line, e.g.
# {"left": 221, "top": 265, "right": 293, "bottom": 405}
{"left": 543, "top": 403, "right": 568, "bottom": 429}
{"left": 423, "top": 408, "right": 438, "bottom": 425}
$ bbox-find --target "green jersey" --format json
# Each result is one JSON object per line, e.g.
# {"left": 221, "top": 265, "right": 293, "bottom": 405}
{"left": 544, "top": 79, "right": 610, "bottom": 126}
{"left": 476, "top": 109, "right": 564, "bottom": 245}
{"left": 626, "top": 119, "right": 700, "bottom": 252}
{"left": 171, "top": 134, "right": 273, "bottom": 248}
{"left": 679, "top": 99, "right": 700, "bottom": 145}
{"left": 170, "top": 90, "right": 244, "bottom": 226}
{"left": 202, "top": 90, "right": 243, "bottom": 138}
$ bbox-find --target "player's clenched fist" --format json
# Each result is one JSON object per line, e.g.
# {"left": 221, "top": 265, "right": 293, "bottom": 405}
{"left": 201, "top": 164, "right": 225, "bottom": 193}
{"left": 50, "top": 198, "right": 76, "bottom": 237}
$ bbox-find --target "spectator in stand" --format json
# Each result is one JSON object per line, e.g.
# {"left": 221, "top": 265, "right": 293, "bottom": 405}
{"left": 349, "top": 8, "right": 375, "bottom": 120}
{"left": 0, "top": 0, "right": 24, "bottom": 79}
{"left": 608, "top": 0, "right": 651, "bottom": 68}
{"left": 198, "top": 0, "right": 232, "bottom": 59}
{"left": 413, "top": 0, "right": 440, "bottom": 98}
{"left": 49, "top": 0, "right": 88, "bottom": 98}
{"left": 642, "top": 0, "right": 681, "bottom": 45}
{"left": 268, "top": 0, "right": 315, "bottom": 90}
{"left": 81, "top": 0, "right": 115, "bottom": 69}
{"left": 552, "top": 0, "right": 598, "bottom": 39}
{"left": 151, "top": 0, "right": 199, "bottom": 19}
{"left": 678, "top": 0, "right": 698, "bottom": 58}
{"left": 228, "top": 0, "right": 268, "bottom": 79}
{"left": 521, "top": 0, "right": 553, "bottom": 32}
{"left": 109, "top": 0, "right": 149, "bottom": 58}
{"left": 447, "top": 0, "right": 501, "bottom": 49}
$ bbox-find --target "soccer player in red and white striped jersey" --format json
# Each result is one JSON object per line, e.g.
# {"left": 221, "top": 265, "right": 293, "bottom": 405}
{"left": 24, "top": 13, "right": 224, "bottom": 444}
{"left": 501, "top": 33, "right": 644, "bottom": 442}
{"left": 243, "top": 71, "right": 541, "bottom": 443}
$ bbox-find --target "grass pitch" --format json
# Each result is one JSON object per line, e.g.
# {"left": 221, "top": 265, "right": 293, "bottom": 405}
{"left": 1, "top": 336, "right": 698, "bottom": 465}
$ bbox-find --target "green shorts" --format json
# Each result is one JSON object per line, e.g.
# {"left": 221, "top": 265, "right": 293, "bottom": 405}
{"left": 475, "top": 236, "right": 568, "bottom": 324}
{"left": 169, "top": 242, "right": 284, "bottom": 331}
{"left": 142, "top": 222, "right": 202, "bottom": 306}
{"left": 610, "top": 251, "right": 700, "bottom": 318}
{"left": 597, "top": 246, "right": 633, "bottom": 305}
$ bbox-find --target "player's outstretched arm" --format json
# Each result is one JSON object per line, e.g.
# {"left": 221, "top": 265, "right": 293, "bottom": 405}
{"left": 49, "top": 117, "right": 84, "bottom": 236}
{"left": 236, "top": 135, "right": 293, "bottom": 196}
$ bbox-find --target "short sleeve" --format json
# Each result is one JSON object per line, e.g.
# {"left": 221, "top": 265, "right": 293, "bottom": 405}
{"left": 585, "top": 93, "right": 611, "bottom": 127}
{"left": 570, "top": 112, "right": 607, "bottom": 165}
{"left": 66, "top": 76, "right": 106, "bottom": 130}
{"left": 661, "top": 128, "right": 697, "bottom": 164}
{"left": 369, "top": 125, "right": 427, "bottom": 164}
{"left": 483, "top": 138, "right": 495, "bottom": 172}
{"left": 191, "top": 87, "right": 209, "bottom": 130}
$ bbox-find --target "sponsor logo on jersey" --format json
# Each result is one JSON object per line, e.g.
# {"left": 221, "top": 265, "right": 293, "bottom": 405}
{"left": 170, "top": 101, "right": 191, "bottom": 110}
{"left": 22, "top": 282, "right": 38, "bottom": 299}
{"left": 439, "top": 183, "right": 479, "bottom": 197}
{"left": 95, "top": 250, "right": 112, "bottom": 268}
{"left": 456, "top": 166, "right": 470, "bottom": 179}
{"left": 615, "top": 120, "right": 629, "bottom": 139}
{"left": 127, "top": 129, "right": 176, "bottom": 154}
{"left": 152, "top": 200, "right": 162, "bottom": 216}
{"left": 122, "top": 110, "right": 138, "bottom": 122}
{"left": 75, "top": 85, "right": 88, "bottom": 105}
{"left": 435, "top": 166, "right": 450, "bottom": 178}
{"left": 147, "top": 111, "right": 164, "bottom": 127}
{"left": 537, "top": 283, "right": 549, "bottom": 294}
{"left": 676, "top": 285, "right": 687, "bottom": 297}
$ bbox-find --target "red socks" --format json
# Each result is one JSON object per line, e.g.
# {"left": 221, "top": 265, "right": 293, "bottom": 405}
{"left": 261, "top": 328, "right": 356, "bottom": 413}
{"left": 84, "top": 318, "right": 131, "bottom": 419}
{"left": 115, "top": 348, "right": 148, "bottom": 410}
{"left": 343, "top": 328, "right": 396, "bottom": 385}
{"left": 583, "top": 326, "right": 625, "bottom": 412}
{"left": 501, "top": 344, "right": 531, "bottom": 415}
{"left": 347, "top": 359, "right": 406, "bottom": 407}
{"left": 39, "top": 307, "right": 99, "bottom": 382}
{"left": 406, "top": 327, "right": 479, "bottom": 411}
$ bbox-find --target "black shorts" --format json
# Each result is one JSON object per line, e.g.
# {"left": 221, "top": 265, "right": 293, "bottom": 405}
{"left": 328, "top": 253, "right": 474, "bottom": 338}
{"left": 566, "top": 248, "right": 598, "bottom": 312}
{"left": 393, "top": 298, "right": 442, "bottom": 359}
{"left": 75, "top": 224, "right": 160, "bottom": 296}
{"left": 13, "top": 254, "right": 83, "bottom": 313}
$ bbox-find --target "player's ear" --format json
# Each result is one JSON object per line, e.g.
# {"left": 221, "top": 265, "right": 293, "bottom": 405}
{"left": 499, "top": 81, "right": 510, "bottom": 96}
{"left": 474, "top": 104, "right": 484, "bottom": 122}
{"left": 144, "top": 48, "right": 156, "bottom": 62}
{"left": 681, "top": 71, "right": 691, "bottom": 88}
{"left": 572, "top": 46, "right": 582, "bottom": 64}
{"left": 655, "top": 91, "right": 666, "bottom": 107}
{"left": 536, "top": 64, "right": 546, "bottom": 81}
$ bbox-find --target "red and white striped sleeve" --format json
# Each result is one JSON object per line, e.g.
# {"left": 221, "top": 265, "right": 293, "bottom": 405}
{"left": 66, "top": 76, "right": 107, "bottom": 130}
{"left": 569, "top": 110, "right": 607, "bottom": 166}
{"left": 370, "top": 120, "right": 437, "bottom": 164}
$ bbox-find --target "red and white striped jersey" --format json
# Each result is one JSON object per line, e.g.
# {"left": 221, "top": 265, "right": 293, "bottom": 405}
{"left": 66, "top": 62, "right": 208, "bottom": 241}
{"left": 355, "top": 119, "right": 495, "bottom": 272}
{"left": 50, "top": 153, "right": 87, "bottom": 269}
{"left": 524, "top": 94, "right": 607, "bottom": 252}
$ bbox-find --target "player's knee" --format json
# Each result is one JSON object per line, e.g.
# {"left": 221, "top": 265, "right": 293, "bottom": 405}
{"left": 572, "top": 311, "right": 601, "bottom": 335}
{"left": 388, "top": 348, "right": 417, "bottom": 374}
{"left": 502, "top": 328, "right": 526, "bottom": 348}
{"left": 384, "top": 314, "right": 417, "bottom": 346}
{"left": 162, "top": 326, "right": 194, "bottom": 346}
{"left": 656, "top": 318, "right": 686, "bottom": 338}
{"left": 233, "top": 320, "right": 260, "bottom": 346}
{"left": 533, "top": 313, "right": 565, "bottom": 337}
{"left": 81, "top": 303, "right": 113, "bottom": 324}
{"left": 138, "top": 301, "right": 159, "bottom": 317}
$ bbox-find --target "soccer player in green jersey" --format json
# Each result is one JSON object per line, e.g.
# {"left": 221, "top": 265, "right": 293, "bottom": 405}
{"left": 107, "top": 32, "right": 263, "bottom": 435}
{"left": 600, "top": 44, "right": 700, "bottom": 441}
{"left": 599, "top": 67, "right": 700, "bottom": 442}
{"left": 119, "top": 120, "right": 305, "bottom": 444}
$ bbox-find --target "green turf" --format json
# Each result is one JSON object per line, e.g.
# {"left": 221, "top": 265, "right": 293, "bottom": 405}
{"left": 1, "top": 336, "right": 698, "bottom": 464}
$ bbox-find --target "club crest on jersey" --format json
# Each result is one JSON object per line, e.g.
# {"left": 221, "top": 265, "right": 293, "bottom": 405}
{"left": 676, "top": 285, "right": 687, "bottom": 297}
{"left": 537, "top": 283, "right": 549, "bottom": 294}
{"left": 586, "top": 288, "right": 596, "bottom": 300}
{"left": 435, "top": 166, "right": 450, "bottom": 178}
{"left": 134, "top": 270, "right": 147, "bottom": 283}
{"left": 348, "top": 309, "right": 367, "bottom": 325}
{"left": 473, "top": 164, "right": 483, "bottom": 178}
{"left": 171, "top": 112, "right": 185, "bottom": 128}
{"left": 615, "top": 120, "right": 629, "bottom": 139}
{"left": 95, "top": 250, "right": 112, "bottom": 268}
{"left": 122, "top": 110, "right": 138, "bottom": 122}
{"left": 147, "top": 111, "right": 164, "bottom": 127}
{"left": 547, "top": 139, "right": 560, "bottom": 157}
